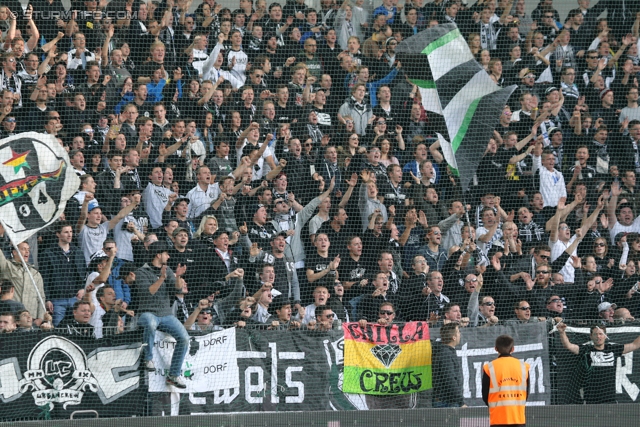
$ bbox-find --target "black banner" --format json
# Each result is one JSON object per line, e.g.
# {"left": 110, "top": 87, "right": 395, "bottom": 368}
{"left": 173, "top": 328, "right": 359, "bottom": 415}
{"left": 0, "top": 331, "right": 145, "bottom": 420}
{"left": 172, "top": 323, "right": 550, "bottom": 414}
{"left": 554, "top": 325, "right": 640, "bottom": 405}
{"left": 1, "top": 323, "right": 605, "bottom": 420}
{"left": 431, "top": 322, "right": 551, "bottom": 407}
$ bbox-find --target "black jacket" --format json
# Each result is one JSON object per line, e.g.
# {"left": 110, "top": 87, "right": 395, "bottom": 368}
{"left": 432, "top": 342, "right": 464, "bottom": 406}
{"left": 39, "top": 245, "right": 87, "bottom": 300}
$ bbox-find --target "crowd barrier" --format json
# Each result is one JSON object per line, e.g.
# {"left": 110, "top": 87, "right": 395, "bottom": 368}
{"left": 0, "top": 321, "right": 639, "bottom": 422}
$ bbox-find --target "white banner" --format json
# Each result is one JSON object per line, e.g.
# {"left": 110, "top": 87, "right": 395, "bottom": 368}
{"left": 149, "top": 328, "right": 239, "bottom": 393}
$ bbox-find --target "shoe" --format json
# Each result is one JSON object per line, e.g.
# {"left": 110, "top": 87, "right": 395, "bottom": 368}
{"left": 144, "top": 360, "right": 155, "bottom": 372}
{"left": 166, "top": 375, "right": 187, "bottom": 389}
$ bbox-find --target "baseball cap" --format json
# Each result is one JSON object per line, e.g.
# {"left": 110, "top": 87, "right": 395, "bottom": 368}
{"left": 90, "top": 250, "right": 108, "bottom": 262}
{"left": 600, "top": 88, "right": 613, "bottom": 99}
{"left": 172, "top": 227, "right": 189, "bottom": 237}
{"left": 598, "top": 301, "right": 616, "bottom": 312}
{"left": 545, "top": 86, "right": 559, "bottom": 95}
{"left": 272, "top": 230, "right": 289, "bottom": 240}
{"left": 87, "top": 202, "right": 101, "bottom": 213}
{"left": 242, "top": 143, "right": 261, "bottom": 159}
{"left": 251, "top": 203, "right": 266, "bottom": 215}
{"left": 547, "top": 127, "right": 561, "bottom": 137}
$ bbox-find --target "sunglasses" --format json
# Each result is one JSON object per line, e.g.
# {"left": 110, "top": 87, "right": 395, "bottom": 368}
{"left": 537, "top": 270, "right": 549, "bottom": 274}
{"left": 431, "top": 231, "right": 441, "bottom": 236}
{"left": 4, "top": 118, "right": 16, "bottom": 123}
{"left": 379, "top": 310, "right": 394, "bottom": 315}
{"left": 548, "top": 299, "right": 561, "bottom": 303}
{"left": 482, "top": 302, "right": 495, "bottom": 306}
{"left": 465, "top": 278, "right": 478, "bottom": 283}
{"left": 323, "top": 313, "right": 335, "bottom": 319}
{"left": 595, "top": 242, "right": 606, "bottom": 247}
{"left": 517, "top": 306, "right": 531, "bottom": 311}
{"left": 539, "top": 255, "right": 549, "bottom": 260}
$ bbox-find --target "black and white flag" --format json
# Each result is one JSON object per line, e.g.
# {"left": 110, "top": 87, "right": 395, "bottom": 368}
{"left": 0, "top": 133, "right": 79, "bottom": 243}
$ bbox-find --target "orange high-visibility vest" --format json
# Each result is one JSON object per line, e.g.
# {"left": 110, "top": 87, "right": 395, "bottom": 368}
{"left": 483, "top": 356, "right": 529, "bottom": 426}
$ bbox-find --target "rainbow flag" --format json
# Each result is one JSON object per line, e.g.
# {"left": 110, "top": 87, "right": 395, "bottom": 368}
{"left": 342, "top": 322, "right": 432, "bottom": 395}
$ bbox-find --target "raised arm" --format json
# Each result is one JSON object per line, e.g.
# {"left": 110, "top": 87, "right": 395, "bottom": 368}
{"left": 76, "top": 193, "right": 94, "bottom": 234}
{"left": 556, "top": 322, "right": 580, "bottom": 354}
{"left": 237, "top": 122, "right": 260, "bottom": 149}
{"left": 623, "top": 335, "right": 640, "bottom": 354}
{"left": 608, "top": 181, "right": 621, "bottom": 229}
{"left": 339, "top": 173, "right": 358, "bottom": 208}
{"left": 102, "top": 26, "right": 114, "bottom": 66}
{"left": 577, "top": 195, "right": 605, "bottom": 237}
{"left": 108, "top": 193, "right": 141, "bottom": 229}
{"left": 184, "top": 299, "right": 209, "bottom": 329}
{"left": 25, "top": 5, "right": 40, "bottom": 51}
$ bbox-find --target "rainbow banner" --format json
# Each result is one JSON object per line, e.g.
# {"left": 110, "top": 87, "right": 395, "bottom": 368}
{"left": 342, "top": 321, "right": 432, "bottom": 395}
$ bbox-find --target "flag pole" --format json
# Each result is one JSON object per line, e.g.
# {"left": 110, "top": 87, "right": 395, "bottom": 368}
{"left": 0, "top": 220, "right": 47, "bottom": 314}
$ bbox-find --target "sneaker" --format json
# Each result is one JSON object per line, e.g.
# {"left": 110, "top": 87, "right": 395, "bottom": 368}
{"left": 144, "top": 360, "right": 155, "bottom": 372}
{"left": 166, "top": 375, "right": 187, "bottom": 389}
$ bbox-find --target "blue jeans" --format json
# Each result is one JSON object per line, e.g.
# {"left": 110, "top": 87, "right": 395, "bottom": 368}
{"left": 52, "top": 297, "right": 79, "bottom": 326}
{"left": 138, "top": 313, "right": 189, "bottom": 377}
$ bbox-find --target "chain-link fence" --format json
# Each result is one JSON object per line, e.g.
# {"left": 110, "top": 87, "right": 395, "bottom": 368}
{"left": 1, "top": 0, "right": 640, "bottom": 422}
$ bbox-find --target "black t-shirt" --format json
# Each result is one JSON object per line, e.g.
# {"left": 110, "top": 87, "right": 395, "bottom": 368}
{"left": 338, "top": 255, "right": 368, "bottom": 300}
{"left": 248, "top": 222, "right": 278, "bottom": 249}
{"left": 578, "top": 342, "right": 625, "bottom": 404}
{"left": 273, "top": 256, "right": 290, "bottom": 295}
{"left": 306, "top": 252, "right": 332, "bottom": 285}
{"left": 317, "top": 221, "right": 347, "bottom": 258}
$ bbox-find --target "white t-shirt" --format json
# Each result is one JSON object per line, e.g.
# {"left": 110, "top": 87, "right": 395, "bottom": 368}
{"left": 550, "top": 235, "right": 577, "bottom": 283}
{"left": 476, "top": 227, "right": 503, "bottom": 255}
{"left": 609, "top": 217, "right": 640, "bottom": 244}
{"left": 78, "top": 222, "right": 110, "bottom": 265}
{"left": 236, "top": 140, "right": 274, "bottom": 181}
{"left": 302, "top": 304, "right": 317, "bottom": 325}
{"left": 89, "top": 304, "right": 107, "bottom": 338}
{"left": 143, "top": 183, "right": 172, "bottom": 229}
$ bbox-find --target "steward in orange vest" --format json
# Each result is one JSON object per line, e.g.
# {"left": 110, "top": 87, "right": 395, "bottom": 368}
{"left": 482, "top": 334, "right": 530, "bottom": 427}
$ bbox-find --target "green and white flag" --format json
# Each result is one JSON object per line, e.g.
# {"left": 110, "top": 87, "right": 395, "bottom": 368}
{"left": 396, "top": 24, "right": 516, "bottom": 191}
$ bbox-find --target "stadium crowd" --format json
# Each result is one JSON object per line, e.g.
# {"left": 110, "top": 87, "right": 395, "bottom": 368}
{"left": 1, "top": 0, "right": 640, "bottom": 392}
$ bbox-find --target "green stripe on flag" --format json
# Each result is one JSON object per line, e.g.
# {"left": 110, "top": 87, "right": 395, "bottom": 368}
{"left": 342, "top": 365, "right": 432, "bottom": 395}
{"left": 412, "top": 79, "right": 436, "bottom": 89}
{"left": 451, "top": 97, "right": 482, "bottom": 152}
{"left": 421, "top": 28, "right": 462, "bottom": 56}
